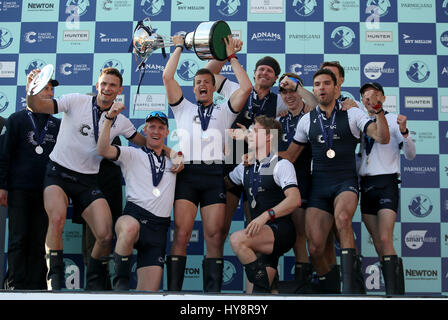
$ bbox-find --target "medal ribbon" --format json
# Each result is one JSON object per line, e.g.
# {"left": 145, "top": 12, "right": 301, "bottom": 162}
{"left": 248, "top": 90, "right": 269, "bottom": 122}
{"left": 197, "top": 103, "right": 215, "bottom": 132}
{"left": 144, "top": 147, "right": 166, "bottom": 187}
{"left": 92, "top": 96, "right": 116, "bottom": 143}
{"left": 248, "top": 154, "right": 276, "bottom": 202}
{"left": 316, "top": 106, "right": 337, "bottom": 153}
{"left": 27, "top": 110, "right": 50, "bottom": 147}
{"left": 284, "top": 110, "right": 304, "bottom": 144}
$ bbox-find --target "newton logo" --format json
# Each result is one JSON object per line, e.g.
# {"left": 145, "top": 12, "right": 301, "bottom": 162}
{"left": 406, "top": 61, "right": 430, "bottom": 83}
{"left": 141, "top": 0, "right": 165, "bottom": 16}
{"left": 293, "top": 0, "right": 317, "bottom": 17}
{"left": 217, "top": 0, "right": 241, "bottom": 16}
{"left": 331, "top": 26, "right": 355, "bottom": 49}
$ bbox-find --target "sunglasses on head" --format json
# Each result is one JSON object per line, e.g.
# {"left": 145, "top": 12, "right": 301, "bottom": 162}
{"left": 146, "top": 111, "right": 168, "bottom": 121}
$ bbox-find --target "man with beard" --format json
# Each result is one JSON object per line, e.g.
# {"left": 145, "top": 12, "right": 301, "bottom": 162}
{"left": 280, "top": 69, "right": 390, "bottom": 294}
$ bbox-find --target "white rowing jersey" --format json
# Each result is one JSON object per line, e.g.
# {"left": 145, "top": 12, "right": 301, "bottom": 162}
{"left": 358, "top": 112, "right": 416, "bottom": 177}
{"left": 51, "top": 93, "right": 137, "bottom": 174}
{"left": 115, "top": 146, "right": 176, "bottom": 218}
{"left": 170, "top": 96, "right": 238, "bottom": 163}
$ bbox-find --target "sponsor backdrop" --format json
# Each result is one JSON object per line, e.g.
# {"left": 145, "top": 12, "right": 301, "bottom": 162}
{"left": 0, "top": 0, "right": 447, "bottom": 295}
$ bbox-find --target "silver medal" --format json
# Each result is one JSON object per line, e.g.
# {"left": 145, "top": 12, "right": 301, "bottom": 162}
{"left": 35, "top": 145, "right": 43, "bottom": 154}
{"left": 202, "top": 131, "right": 209, "bottom": 140}
{"left": 326, "top": 149, "right": 336, "bottom": 159}
{"left": 152, "top": 187, "right": 161, "bottom": 197}
{"left": 251, "top": 199, "right": 257, "bottom": 208}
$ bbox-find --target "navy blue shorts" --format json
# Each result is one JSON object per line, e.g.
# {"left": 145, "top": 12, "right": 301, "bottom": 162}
{"left": 123, "top": 202, "right": 170, "bottom": 269}
{"left": 43, "top": 160, "right": 105, "bottom": 221}
{"left": 175, "top": 163, "right": 227, "bottom": 207}
{"left": 360, "top": 174, "right": 399, "bottom": 215}
{"left": 308, "top": 173, "right": 359, "bottom": 215}
{"left": 262, "top": 217, "right": 296, "bottom": 268}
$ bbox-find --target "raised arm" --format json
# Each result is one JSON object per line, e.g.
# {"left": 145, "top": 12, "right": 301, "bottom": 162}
{"left": 226, "top": 36, "right": 252, "bottom": 112}
{"left": 205, "top": 38, "right": 242, "bottom": 92}
{"left": 397, "top": 114, "right": 416, "bottom": 160}
{"left": 280, "top": 75, "right": 318, "bottom": 109}
{"left": 97, "top": 103, "right": 125, "bottom": 159}
{"left": 26, "top": 69, "right": 57, "bottom": 114}
{"left": 364, "top": 107, "right": 390, "bottom": 144}
{"left": 162, "top": 35, "right": 184, "bottom": 105}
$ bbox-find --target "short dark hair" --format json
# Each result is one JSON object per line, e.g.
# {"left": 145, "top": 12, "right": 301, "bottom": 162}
{"left": 194, "top": 68, "right": 216, "bottom": 86}
{"left": 313, "top": 68, "right": 337, "bottom": 86}
{"left": 279, "top": 72, "right": 303, "bottom": 90}
{"left": 99, "top": 67, "right": 123, "bottom": 87}
{"left": 320, "top": 61, "right": 345, "bottom": 79}
{"left": 254, "top": 115, "right": 282, "bottom": 136}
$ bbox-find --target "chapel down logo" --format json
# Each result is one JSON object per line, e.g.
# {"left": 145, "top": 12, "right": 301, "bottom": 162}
{"left": 406, "top": 61, "right": 430, "bottom": 83}
{"left": 0, "top": 28, "right": 13, "bottom": 49}
{"left": 292, "top": 0, "right": 317, "bottom": 17}
{"left": 141, "top": 0, "right": 165, "bottom": 16}
{"left": 217, "top": 0, "right": 241, "bottom": 16}
{"left": 331, "top": 26, "right": 355, "bottom": 49}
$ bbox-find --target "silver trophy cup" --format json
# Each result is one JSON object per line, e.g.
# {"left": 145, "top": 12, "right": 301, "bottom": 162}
{"left": 132, "top": 18, "right": 231, "bottom": 65}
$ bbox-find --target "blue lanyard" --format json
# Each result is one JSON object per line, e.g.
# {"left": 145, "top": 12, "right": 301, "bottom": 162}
{"left": 248, "top": 154, "right": 274, "bottom": 201}
{"left": 316, "top": 106, "right": 337, "bottom": 151}
{"left": 283, "top": 110, "right": 304, "bottom": 144}
{"left": 143, "top": 147, "right": 166, "bottom": 187}
{"left": 26, "top": 110, "right": 50, "bottom": 146}
{"left": 248, "top": 90, "right": 269, "bottom": 122}
{"left": 92, "top": 96, "right": 115, "bottom": 143}
{"left": 197, "top": 103, "right": 214, "bottom": 131}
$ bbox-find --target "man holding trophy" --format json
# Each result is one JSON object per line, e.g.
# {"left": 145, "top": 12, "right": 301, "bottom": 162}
{"left": 162, "top": 33, "right": 252, "bottom": 293}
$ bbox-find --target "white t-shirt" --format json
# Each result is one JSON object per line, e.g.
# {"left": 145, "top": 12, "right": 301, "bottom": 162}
{"left": 51, "top": 93, "right": 137, "bottom": 174}
{"left": 115, "top": 146, "right": 176, "bottom": 218}
{"left": 229, "top": 155, "right": 298, "bottom": 190}
{"left": 358, "top": 112, "right": 416, "bottom": 176}
{"left": 170, "top": 97, "right": 238, "bottom": 162}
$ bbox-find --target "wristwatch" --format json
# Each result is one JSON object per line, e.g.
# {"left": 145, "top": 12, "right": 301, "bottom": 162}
{"left": 268, "top": 209, "right": 276, "bottom": 222}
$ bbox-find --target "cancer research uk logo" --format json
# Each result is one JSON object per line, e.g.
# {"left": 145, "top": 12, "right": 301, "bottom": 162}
{"left": 0, "top": 28, "right": 13, "bottom": 49}
{"left": 406, "top": 61, "right": 430, "bottom": 83}
{"left": 409, "top": 194, "right": 433, "bottom": 218}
